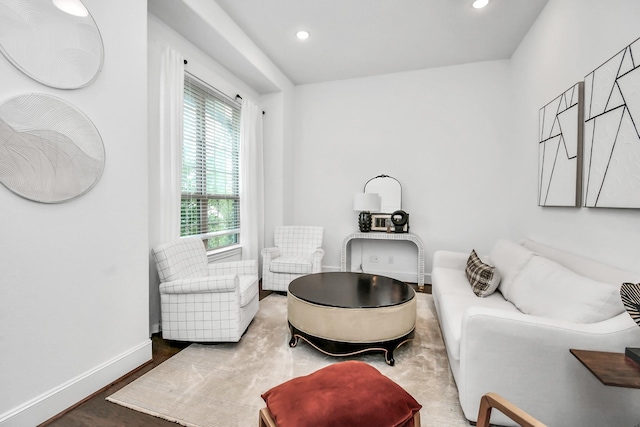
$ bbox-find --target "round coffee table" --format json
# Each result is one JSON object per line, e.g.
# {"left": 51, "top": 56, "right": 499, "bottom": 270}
{"left": 287, "top": 272, "right": 416, "bottom": 366}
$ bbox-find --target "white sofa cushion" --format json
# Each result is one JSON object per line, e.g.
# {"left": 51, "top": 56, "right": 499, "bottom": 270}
{"left": 438, "top": 292, "right": 521, "bottom": 361}
{"left": 465, "top": 250, "right": 501, "bottom": 297}
{"left": 432, "top": 263, "right": 478, "bottom": 302}
{"left": 490, "top": 239, "right": 535, "bottom": 299}
{"left": 508, "top": 255, "right": 624, "bottom": 323}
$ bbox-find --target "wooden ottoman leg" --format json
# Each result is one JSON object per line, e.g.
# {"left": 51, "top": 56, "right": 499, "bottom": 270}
{"left": 259, "top": 407, "right": 278, "bottom": 427}
{"left": 413, "top": 410, "right": 421, "bottom": 427}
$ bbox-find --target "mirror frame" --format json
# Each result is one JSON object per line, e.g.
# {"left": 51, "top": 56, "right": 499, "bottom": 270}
{"left": 363, "top": 174, "right": 402, "bottom": 213}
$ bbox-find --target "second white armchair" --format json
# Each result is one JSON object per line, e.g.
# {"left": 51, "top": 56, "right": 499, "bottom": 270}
{"left": 261, "top": 226, "right": 325, "bottom": 292}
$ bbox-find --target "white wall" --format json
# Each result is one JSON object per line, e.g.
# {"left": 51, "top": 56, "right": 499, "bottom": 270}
{"left": 0, "top": 1, "right": 150, "bottom": 425}
{"left": 508, "top": 0, "right": 640, "bottom": 272}
{"left": 293, "top": 61, "right": 512, "bottom": 282}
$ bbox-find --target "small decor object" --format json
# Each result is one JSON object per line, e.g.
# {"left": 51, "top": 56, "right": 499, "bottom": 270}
{"left": 465, "top": 250, "right": 501, "bottom": 297}
{"left": 0, "top": 93, "right": 105, "bottom": 203}
{"left": 353, "top": 192, "right": 381, "bottom": 232}
{"left": 391, "top": 209, "right": 409, "bottom": 233}
{"left": 358, "top": 211, "right": 372, "bottom": 232}
{"left": 584, "top": 37, "right": 640, "bottom": 208}
{"left": 538, "top": 82, "right": 583, "bottom": 207}
{"left": 371, "top": 213, "right": 392, "bottom": 232}
{"left": 0, "top": 0, "right": 104, "bottom": 89}
{"left": 621, "top": 282, "right": 640, "bottom": 364}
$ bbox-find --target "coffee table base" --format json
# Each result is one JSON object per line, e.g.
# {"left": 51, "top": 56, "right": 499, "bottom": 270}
{"left": 288, "top": 322, "right": 415, "bottom": 366}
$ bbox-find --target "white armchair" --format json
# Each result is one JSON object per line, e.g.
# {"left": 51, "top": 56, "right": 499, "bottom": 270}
{"left": 152, "top": 237, "right": 259, "bottom": 342}
{"left": 261, "top": 226, "right": 325, "bottom": 292}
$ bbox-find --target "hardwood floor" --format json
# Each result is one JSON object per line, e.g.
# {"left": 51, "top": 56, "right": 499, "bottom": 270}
{"left": 39, "top": 285, "right": 428, "bottom": 426}
{"left": 40, "top": 334, "right": 189, "bottom": 427}
{"left": 40, "top": 288, "right": 274, "bottom": 427}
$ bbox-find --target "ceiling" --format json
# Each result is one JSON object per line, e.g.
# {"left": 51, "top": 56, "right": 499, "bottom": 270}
{"left": 150, "top": 0, "right": 549, "bottom": 90}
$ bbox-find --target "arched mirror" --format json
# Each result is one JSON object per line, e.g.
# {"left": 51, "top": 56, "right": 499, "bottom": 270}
{"left": 364, "top": 174, "right": 402, "bottom": 213}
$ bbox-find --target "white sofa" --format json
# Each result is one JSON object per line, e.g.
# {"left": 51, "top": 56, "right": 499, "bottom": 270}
{"left": 432, "top": 238, "right": 640, "bottom": 427}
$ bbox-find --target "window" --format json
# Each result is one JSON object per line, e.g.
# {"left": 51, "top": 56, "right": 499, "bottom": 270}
{"left": 181, "top": 73, "right": 241, "bottom": 250}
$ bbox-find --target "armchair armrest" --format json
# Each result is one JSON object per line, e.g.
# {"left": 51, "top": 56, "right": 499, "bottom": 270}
{"left": 208, "top": 259, "right": 258, "bottom": 277}
{"left": 261, "top": 247, "right": 281, "bottom": 263}
{"left": 159, "top": 275, "right": 238, "bottom": 294}
{"left": 311, "top": 248, "right": 325, "bottom": 273}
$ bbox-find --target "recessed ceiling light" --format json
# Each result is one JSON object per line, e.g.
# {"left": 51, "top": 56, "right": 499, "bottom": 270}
{"left": 296, "top": 30, "right": 310, "bottom": 40}
{"left": 472, "top": 0, "right": 489, "bottom": 9}
{"left": 52, "top": 0, "right": 89, "bottom": 17}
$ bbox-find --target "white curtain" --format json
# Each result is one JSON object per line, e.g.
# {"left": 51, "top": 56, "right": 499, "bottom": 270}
{"left": 150, "top": 46, "right": 184, "bottom": 334}
{"left": 158, "top": 47, "right": 184, "bottom": 242}
{"left": 239, "top": 99, "right": 264, "bottom": 262}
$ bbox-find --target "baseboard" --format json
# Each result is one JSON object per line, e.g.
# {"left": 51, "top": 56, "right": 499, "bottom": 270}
{"left": 322, "top": 265, "right": 431, "bottom": 285}
{"left": 0, "top": 339, "right": 152, "bottom": 427}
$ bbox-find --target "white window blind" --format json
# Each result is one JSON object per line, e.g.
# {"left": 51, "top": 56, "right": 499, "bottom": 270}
{"left": 181, "top": 73, "right": 241, "bottom": 250}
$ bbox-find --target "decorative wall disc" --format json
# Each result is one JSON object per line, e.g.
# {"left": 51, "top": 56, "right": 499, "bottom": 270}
{"left": 0, "top": 93, "right": 105, "bottom": 203}
{"left": 0, "top": 0, "right": 104, "bottom": 89}
{"left": 621, "top": 282, "right": 640, "bottom": 326}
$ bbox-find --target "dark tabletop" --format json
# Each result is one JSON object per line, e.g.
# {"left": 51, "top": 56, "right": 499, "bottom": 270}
{"left": 288, "top": 272, "right": 414, "bottom": 308}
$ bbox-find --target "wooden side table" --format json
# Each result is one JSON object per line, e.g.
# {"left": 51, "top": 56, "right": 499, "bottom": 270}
{"left": 570, "top": 349, "right": 640, "bottom": 388}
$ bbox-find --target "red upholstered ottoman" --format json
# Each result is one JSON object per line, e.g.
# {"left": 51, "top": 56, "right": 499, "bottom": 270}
{"left": 260, "top": 361, "right": 422, "bottom": 427}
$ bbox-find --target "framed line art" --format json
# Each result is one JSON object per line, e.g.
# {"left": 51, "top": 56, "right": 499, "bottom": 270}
{"left": 538, "top": 81, "right": 584, "bottom": 207}
{"left": 583, "top": 36, "right": 640, "bottom": 208}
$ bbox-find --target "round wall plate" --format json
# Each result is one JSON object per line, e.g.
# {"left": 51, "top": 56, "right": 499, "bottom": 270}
{"left": 0, "top": 93, "right": 105, "bottom": 203}
{"left": 0, "top": 0, "right": 104, "bottom": 89}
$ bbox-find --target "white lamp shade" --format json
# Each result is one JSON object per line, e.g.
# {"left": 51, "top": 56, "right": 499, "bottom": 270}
{"left": 353, "top": 193, "right": 381, "bottom": 212}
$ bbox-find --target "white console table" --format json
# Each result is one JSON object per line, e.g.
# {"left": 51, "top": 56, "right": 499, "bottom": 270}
{"left": 341, "top": 232, "right": 426, "bottom": 290}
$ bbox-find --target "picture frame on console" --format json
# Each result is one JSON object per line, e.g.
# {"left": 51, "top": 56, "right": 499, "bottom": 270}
{"left": 371, "top": 213, "right": 392, "bottom": 232}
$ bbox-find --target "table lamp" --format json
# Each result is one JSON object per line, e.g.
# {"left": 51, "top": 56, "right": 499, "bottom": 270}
{"left": 354, "top": 192, "right": 381, "bottom": 232}
{"left": 621, "top": 282, "right": 640, "bottom": 364}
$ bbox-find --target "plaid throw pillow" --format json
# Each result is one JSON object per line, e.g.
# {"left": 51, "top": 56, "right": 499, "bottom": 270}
{"left": 465, "top": 250, "right": 501, "bottom": 297}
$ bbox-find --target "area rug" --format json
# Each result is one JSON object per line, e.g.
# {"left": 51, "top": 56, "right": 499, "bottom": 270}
{"left": 107, "top": 293, "right": 468, "bottom": 427}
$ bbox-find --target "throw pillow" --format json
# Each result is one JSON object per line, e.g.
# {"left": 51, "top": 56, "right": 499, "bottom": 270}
{"left": 508, "top": 255, "right": 624, "bottom": 323}
{"left": 465, "top": 250, "right": 501, "bottom": 297}
{"left": 489, "top": 239, "right": 535, "bottom": 299}
{"left": 621, "top": 282, "right": 640, "bottom": 326}
{"left": 261, "top": 361, "right": 422, "bottom": 427}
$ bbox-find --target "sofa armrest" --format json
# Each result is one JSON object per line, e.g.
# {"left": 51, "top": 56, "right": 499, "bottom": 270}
{"left": 208, "top": 259, "right": 257, "bottom": 277}
{"left": 159, "top": 275, "right": 238, "bottom": 294}
{"left": 433, "top": 250, "right": 469, "bottom": 271}
{"left": 458, "top": 307, "right": 640, "bottom": 424}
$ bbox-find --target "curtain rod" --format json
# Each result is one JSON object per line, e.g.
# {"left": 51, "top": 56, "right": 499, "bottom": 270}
{"left": 236, "top": 94, "right": 265, "bottom": 115}
{"left": 181, "top": 58, "right": 264, "bottom": 115}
